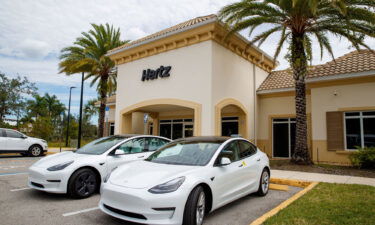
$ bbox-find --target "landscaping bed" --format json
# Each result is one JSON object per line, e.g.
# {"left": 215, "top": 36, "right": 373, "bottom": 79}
{"left": 270, "top": 160, "right": 375, "bottom": 178}
{"left": 264, "top": 183, "right": 375, "bottom": 225}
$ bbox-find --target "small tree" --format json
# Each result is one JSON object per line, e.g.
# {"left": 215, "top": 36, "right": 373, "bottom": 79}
{"left": 0, "top": 72, "right": 37, "bottom": 126}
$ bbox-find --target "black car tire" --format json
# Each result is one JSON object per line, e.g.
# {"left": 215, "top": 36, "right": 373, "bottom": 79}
{"left": 257, "top": 168, "right": 270, "bottom": 196}
{"left": 68, "top": 168, "right": 98, "bottom": 199}
{"left": 183, "top": 186, "right": 206, "bottom": 225}
{"left": 28, "top": 145, "right": 43, "bottom": 157}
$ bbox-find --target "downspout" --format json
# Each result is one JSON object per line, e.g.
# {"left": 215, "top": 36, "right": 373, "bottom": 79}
{"left": 253, "top": 63, "right": 257, "bottom": 145}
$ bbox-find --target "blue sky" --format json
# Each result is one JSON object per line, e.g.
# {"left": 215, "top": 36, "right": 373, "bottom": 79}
{"left": 1, "top": 0, "right": 374, "bottom": 125}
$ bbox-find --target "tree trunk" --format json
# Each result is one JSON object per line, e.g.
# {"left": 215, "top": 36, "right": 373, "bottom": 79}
{"left": 291, "top": 33, "right": 312, "bottom": 165}
{"left": 97, "top": 76, "right": 108, "bottom": 138}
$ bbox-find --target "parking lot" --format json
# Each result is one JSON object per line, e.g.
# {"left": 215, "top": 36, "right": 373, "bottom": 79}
{"left": 0, "top": 155, "right": 301, "bottom": 225}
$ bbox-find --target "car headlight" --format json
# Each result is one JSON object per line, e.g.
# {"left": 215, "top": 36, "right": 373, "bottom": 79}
{"left": 47, "top": 161, "right": 74, "bottom": 171}
{"left": 104, "top": 167, "right": 118, "bottom": 183}
{"left": 148, "top": 177, "right": 185, "bottom": 194}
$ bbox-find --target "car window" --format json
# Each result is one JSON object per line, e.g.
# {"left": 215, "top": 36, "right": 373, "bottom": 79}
{"left": 6, "top": 130, "right": 23, "bottom": 138}
{"left": 0, "top": 129, "right": 5, "bottom": 137}
{"left": 238, "top": 141, "right": 257, "bottom": 159}
{"left": 75, "top": 136, "right": 127, "bottom": 155}
{"left": 146, "top": 138, "right": 169, "bottom": 151}
{"left": 215, "top": 141, "right": 239, "bottom": 164}
{"left": 117, "top": 138, "right": 146, "bottom": 154}
{"left": 146, "top": 141, "right": 221, "bottom": 166}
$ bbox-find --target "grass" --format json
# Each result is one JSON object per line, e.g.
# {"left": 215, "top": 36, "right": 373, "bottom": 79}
{"left": 264, "top": 183, "right": 375, "bottom": 225}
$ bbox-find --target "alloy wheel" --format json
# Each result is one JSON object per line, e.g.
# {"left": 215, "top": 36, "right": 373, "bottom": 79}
{"left": 262, "top": 171, "right": 269, "bottom": 193}
{"left": 31, "top": 146, "right": 41, "bottom": 156}
{"left": 196, "top": 191, "right": 206, "bottom": 225}
{"left": 75, "top": 172, "right": 96, "bottom": 196}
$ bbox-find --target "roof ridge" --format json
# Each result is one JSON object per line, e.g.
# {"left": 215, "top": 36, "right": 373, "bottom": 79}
{"left": 108, "top": 14, "right": 217, "bottom": 54}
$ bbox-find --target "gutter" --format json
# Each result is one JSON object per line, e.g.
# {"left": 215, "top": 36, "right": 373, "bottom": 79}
{"left": 257, "top": 70, "right": 375, "bottom": 94}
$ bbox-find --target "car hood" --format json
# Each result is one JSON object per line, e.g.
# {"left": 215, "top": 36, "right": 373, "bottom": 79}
{"left": 31, "top": 151, "right": 96, "bottom": 169}
{"left": 109, "top": 160, "right": 200, "bottom": 189}
{"left": 27, "top": 137, "right": 46, "bottom": 143}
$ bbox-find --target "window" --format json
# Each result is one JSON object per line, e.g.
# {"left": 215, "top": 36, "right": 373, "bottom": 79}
{"left": 221, "top": 117, "right": 239, "bottom": 137}
{"left": 0, "top": 129, "right": 5, "bottom": 137}
{"left": 6, "top": 130, "right": 23, "bottom": 138}
{"left": 109, "top": 123, "right": 115, "bottom": 135}
{"left": 272, "top": 118, "right": 296, "bottom": 158}
{"left": 146, "top": 138, "right": 169, "bottom": 151}
{"left": 117, "top": 138, "right": 146, "bottom": 154}
{"left": 159, "top": 119, "right": 194, "bottom": 139}
{"left": 345, "top": 111, "right": 375, "bottom": 149}
{"left": 238, "top": 141, "right": 257, "bottom": 159}
{"left": 216, "top": 141, "right": 239, "bottom": 163}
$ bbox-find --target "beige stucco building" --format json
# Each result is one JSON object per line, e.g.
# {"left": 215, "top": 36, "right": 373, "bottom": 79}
{"left": 103, "top": 15, "right": 375, "bottom": 165}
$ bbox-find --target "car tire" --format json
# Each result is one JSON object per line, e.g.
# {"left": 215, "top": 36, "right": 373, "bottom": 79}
{"left": 68, "top": 168, "right": 98, "bottom": 199}
{"left": 257, "top": 168, "right": 270, "bottom": 196}
{"left": 28, "top": 145, "right": 43, "bottom": 157}
{"left": 183, "top": 186, "right": 206, "bottom": 225}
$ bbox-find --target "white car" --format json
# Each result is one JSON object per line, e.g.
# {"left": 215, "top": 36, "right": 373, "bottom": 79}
{"left": 28, "top": 135, "right": 171, "bottom": 198}
{"left": 0, "top": 128, "right": 48, "bottom": 157}
{"left": 99, "top": 136, "right": 270, "bottom": 225}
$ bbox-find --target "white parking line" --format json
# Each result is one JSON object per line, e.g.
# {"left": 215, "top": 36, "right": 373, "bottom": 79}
{"left": 10, "top": 187, "right": 31, "bottom": 192}
{"left": 62, "top": 207, "right": 99, "bottom": 217}
{"left": 0, "top": 172, "right": 28, "bottom": 176}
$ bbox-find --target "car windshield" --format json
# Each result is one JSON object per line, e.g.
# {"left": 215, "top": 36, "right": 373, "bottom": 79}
{"left": 75, "top": 136, "right": 127, "bottom": 155}
{"left": 146, "top": 141, "right": 221, "bottom": 166}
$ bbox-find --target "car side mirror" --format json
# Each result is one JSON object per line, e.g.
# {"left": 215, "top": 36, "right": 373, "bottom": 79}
{"left": 220, "top": 157, "right": 231, "bottom": 166}
{"left": 21, "top": 135, "right": 27, "bottom": 139}
{"left": 113, "top": 149, "right": 123, "bottom": 156}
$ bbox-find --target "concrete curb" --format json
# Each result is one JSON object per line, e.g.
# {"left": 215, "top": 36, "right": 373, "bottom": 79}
{"left": 250, "top": 179, "right": 319, "bottom": 225}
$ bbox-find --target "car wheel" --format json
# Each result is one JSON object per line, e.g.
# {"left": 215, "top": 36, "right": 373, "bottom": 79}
{"left": 28, "top": 145, "right": 42, "bottom": 157}
{"left": 257, "top": 168, "right": 270, "bottom": 196}
{"left": 68, "top": 168, "right": 97, "bottom": 199}
{"left": 183, "top": 186, "right": 206, "bottom": 225}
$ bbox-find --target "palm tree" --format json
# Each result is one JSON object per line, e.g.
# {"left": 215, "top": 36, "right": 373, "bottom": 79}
{"left": 219, "top": 0, "right": 375, "bottom": 164}
{"left": 59, "top": 24, "right": 129, "bottom": 137}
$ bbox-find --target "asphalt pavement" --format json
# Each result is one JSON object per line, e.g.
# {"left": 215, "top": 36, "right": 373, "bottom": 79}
{"left": 0, "top": 155, "right": 301, "bottom": 225}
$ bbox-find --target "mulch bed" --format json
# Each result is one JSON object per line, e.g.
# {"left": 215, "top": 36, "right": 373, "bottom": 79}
{"left": 270, "top": 160, "right": 375, "bottom": 178}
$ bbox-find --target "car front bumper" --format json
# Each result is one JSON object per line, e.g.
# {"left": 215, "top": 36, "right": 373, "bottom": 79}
{"left": 28, "top": 166, "right": 71, "bottom": 194}
{"left": 99, "top": 182, "right": 190, "bottom": 225}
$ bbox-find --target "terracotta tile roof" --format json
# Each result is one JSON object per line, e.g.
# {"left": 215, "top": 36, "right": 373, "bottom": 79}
{"left": 309, "top": 50, "right": 375, "bottom": 78}
{"left": 257, "top": 69, "right": 295, "bottom": 91}
{"left": 95, "top": 94, "right": 116, "bottom": 106}
{"left": 258, "top": 50, "right": 375, "bottom": 92}
{"left": 108, "top": 14, "right": 217, "bottom": 54}
{"left": 106, "top": 94, "right": 116, "bottom": 104}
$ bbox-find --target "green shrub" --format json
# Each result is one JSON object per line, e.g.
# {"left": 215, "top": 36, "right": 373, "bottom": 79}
{"left": 350, "top": 147, "right": 375, "bottom": 169}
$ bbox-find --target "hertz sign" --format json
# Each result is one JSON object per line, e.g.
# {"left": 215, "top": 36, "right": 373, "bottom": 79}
{"left": 141, "top": 66, "right": 171, "bottom": 81}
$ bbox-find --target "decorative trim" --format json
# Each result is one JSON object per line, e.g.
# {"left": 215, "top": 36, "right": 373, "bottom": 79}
{"left": 214, "top": 98, "right": 249, "bottom": 139}
{"left": 118, "top": 98, "right": 202, "bottom": 136}
{"left": 108, "top": 22, "right": 275, "bottom": 72}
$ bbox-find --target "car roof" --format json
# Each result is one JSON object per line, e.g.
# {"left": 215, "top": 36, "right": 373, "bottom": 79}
{"left": 174, "top": 136, "right": 232, "bottom": 143}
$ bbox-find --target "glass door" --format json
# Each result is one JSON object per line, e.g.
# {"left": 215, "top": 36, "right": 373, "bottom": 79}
{"left": 272, "top": 118, "right": 296, "bottom": 158}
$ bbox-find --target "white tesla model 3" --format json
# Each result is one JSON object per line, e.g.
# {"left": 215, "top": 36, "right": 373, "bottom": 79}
{"left": 28, "top": 135, "right": 171, "bottom": 198}
{"left": 99, "top": 136, "right": 270, "bottom": 225}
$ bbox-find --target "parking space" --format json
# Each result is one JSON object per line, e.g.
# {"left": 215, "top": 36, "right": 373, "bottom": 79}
{"left": 0, "top": 156, "right": 301, "bottom": 225}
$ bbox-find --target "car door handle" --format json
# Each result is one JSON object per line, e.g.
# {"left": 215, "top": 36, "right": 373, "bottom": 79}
{"left": 256, "top": 158, "right": 261, "bottom": 161}
{"left": 138, "top": 156, "right": 145, "bottom": 158}
{"left": 238, "top": 164, "right": 243, "bottom": 167}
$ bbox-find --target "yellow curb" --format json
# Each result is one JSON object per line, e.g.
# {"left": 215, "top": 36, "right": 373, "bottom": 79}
{"left": 250, "top": 181, "right": 319, "bottom": 225}
{"left": 270, "top": 178, "right": 311, "bottom": 188}
{"left": 269, "top": 183, "right": 289, "bottom": 191}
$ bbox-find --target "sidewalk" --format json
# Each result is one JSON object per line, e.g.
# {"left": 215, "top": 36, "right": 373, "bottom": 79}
{"left": 271, "top": 169, "right": 375, "bottom": 187}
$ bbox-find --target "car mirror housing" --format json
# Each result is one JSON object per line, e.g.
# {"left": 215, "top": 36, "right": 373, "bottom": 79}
{"left": 220, "top": 157, "right": 231, "bottom": 166}
{"left": 114, "top": 149, "right": 123, "bottom": 156}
